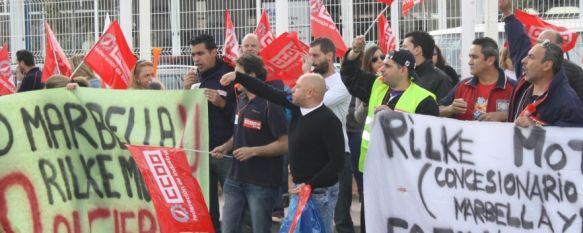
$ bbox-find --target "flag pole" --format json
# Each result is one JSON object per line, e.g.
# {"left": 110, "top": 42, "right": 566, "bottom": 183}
{"left": 50, "top": 45, "right": 62, "bottom": 76}
{"left": 69, "top": 60, "right": 86, "bottom": 78}
{"left": 363, "top": 5, "right": 390, "bottom": 37}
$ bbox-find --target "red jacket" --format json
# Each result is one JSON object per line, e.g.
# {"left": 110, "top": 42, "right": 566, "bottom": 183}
{"left": 439, "top": 69, "right": 516, "bottom": 120}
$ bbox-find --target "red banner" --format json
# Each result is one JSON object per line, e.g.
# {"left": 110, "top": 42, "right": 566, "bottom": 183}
{"left": 126, "top": 145, "right": 214, "bottom": 233}
{"left": 223, "top": 9, "right": 239, "bottom": 67}
{"left": 309, "top": 0, "right": 347, "bottom": 58}
{"left": 515, "top": 9, "right": 579, "bottom": 52}
{"left": 0, "top": 44, "right": 15, "bottom": 96}
{"left": 84, "top": 21, "right": 136, "bottom": 89}
{"left": 260, "top": 32, "right": 307, "bottom": 88}
{"left": 402, "top": 0, "right": 422, "bottom": 16}
{"left": 378, "top": 13, "right": 396, "bottom": 54}
{"left": 254, "top": 9, "right": 275, "bottom": 50}
{"left": 42, "top": 21, "right": 72, "bottom": 82}
{"left": 376, "top": 0, "right": 394, "bottom": 5}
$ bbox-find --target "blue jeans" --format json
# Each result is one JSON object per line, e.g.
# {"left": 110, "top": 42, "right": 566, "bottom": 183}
{"left": 222, "top": 179, "right": 278, "bottom": 233}
{"left": 294, "top": 183, "right": 339, "bottom": 233}
{"left": 210, "top": 157, "right": 231, "bottom": 232}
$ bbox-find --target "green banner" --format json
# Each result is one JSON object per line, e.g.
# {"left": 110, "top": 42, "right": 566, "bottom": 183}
{"left": 0, "top": 88, "right": 209, "bottom": 233}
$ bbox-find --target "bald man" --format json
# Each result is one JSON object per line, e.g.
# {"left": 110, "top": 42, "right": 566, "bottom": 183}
{"left": 500, "top": 0, "right": 583, "bottom": 103}
{"left": 221, "top": 70, "right": 345, "bottom": 233}
{"left": 240, "top": 34, "right": 260, "bottom": 56}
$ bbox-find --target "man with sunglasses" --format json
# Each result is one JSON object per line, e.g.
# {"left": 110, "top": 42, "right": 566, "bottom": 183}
{"left": 509, "top": 41, "right": 583, "bottom": 127}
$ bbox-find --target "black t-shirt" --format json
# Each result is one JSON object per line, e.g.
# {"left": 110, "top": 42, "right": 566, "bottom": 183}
{"left": 229, "top": 94, "right": 288, "bottom": 187}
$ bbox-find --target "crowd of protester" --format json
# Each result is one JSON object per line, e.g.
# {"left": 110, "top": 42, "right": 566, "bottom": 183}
{"left": 4, "top": 0, "right": 583, "bottom": 232}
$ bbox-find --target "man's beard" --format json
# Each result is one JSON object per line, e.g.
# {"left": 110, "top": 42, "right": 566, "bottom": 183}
{"left": 312, "top": 61, "right": 329, "bottom": 75}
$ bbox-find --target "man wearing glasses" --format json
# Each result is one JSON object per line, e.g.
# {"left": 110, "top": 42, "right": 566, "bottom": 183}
{"left": 500, "top": 0, "right": 583, "bottom": 104}
{"left": 509, "top": 40, "right": 583, "bottom": 127}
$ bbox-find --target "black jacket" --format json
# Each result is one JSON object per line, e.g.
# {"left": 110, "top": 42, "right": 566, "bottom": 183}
{"left": 508, "top": 68, "right": 583, "bottom": 126}
{"left": 17, "top": 67, "right": 43, "bottom": 92}
{"left": 199, "top": 59, "right": 235, "bottom": 149}
{"left": 414, "top": 60, "right": 453, "bottom": 100}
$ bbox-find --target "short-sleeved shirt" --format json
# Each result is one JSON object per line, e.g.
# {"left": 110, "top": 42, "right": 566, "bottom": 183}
{"left": 229, "top": 93, "right": 288, "bottom": 187}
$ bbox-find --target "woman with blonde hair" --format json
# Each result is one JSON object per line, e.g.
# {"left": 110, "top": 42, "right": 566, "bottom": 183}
{"left": 499, "top": 46, "right": 516, "bottom": 80}
{"left": 130, "top": 60, "right": 155, "bottom": 89}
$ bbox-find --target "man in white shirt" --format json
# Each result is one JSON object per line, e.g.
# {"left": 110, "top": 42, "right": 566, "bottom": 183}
{"left": 303, "top": 37, "right": 354, "bottom": 233}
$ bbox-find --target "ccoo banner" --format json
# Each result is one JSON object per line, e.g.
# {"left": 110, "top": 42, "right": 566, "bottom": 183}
{"left": 364, "top": 111, "right": 583, "bottom": 233}
{"left": 0, "top": 88, "right": 209, "bottom": 233}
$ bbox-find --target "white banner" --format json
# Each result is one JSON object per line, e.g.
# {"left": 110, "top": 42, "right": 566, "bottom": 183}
{"left": 364, "top": 111, "right": 583, "bottom": 233}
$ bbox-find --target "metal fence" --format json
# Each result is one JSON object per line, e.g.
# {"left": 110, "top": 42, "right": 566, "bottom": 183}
{"left": 1, "top": 0, "right": 582, "bottom": 89}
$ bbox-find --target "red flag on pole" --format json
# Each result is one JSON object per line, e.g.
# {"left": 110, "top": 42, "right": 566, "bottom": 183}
{"left": 42, "top": 21, "right": 72, "bottom": 82}
{"left": 126, "top": 145, "right": 215, "bottom": 233}
{"left": 223, "top": 9, "right": 239, "bottom": 67}
{"left": 84, "top": 20, "right": 136, "bottom": 89}
{"left": 402, "top": 0, "right": 422, "bottom": 16}
{"left": 261, "top": 32, "right": 308, "bottom": 88}
{"left": 309, "top": 0, "right": 347, "bottom": 58}
{"left": 376, "top": 0, "right": 394, "bottom": 5}
{"left": 254, "top": 9, "right": 275, "bottom": 50}
{"left": 378, "top": 13, "right": 396, "bottom": 54}
{"left": 514, "top": 9, "right": 579, "bottom": 52}
{"left": 0, "top": 44, "right": 15, "bottom": 96}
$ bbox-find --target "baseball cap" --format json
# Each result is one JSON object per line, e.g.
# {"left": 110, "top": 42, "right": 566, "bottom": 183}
{"left": 387, "top": 50, "right": 416, "bottom": 70}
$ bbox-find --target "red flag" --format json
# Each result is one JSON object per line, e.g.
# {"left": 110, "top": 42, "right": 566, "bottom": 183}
{"left": 377, "top": 0, "right": 394, "bottom": 5}
{"left": 402, "top": 0, "right": 422, "bottom": 16}
{"left": 261, "top": 32, "right": 307, "bottom": 88}
{"left": 42, "top": 21, "right": 72, "bottom": 82}
{"left": 0, "top": 45, "right": 15, "bottom": 96}
{"left": 84, "top": 21, "right": 136, "bottom": 89}
{"left": 223, "top": 9, "right": 239, "bottom": 67}
{"left": 126, "top": 145, "right": 215, "bottom": 233}
{"left": 309, "top": 0, "right": 347, "bottom": 58}
{"left": 515, "top": 9, "right": 579, "bottom": 52}
{"left": 378, "top": 13, "right": 396, "bottom": 54}
{"left": 254, "top": 9, "right": 275, "bottom": 50}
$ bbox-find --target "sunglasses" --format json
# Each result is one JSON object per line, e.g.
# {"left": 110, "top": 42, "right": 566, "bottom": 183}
{"left": 371, "top": 55, "right": 386, "bottom": 63}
